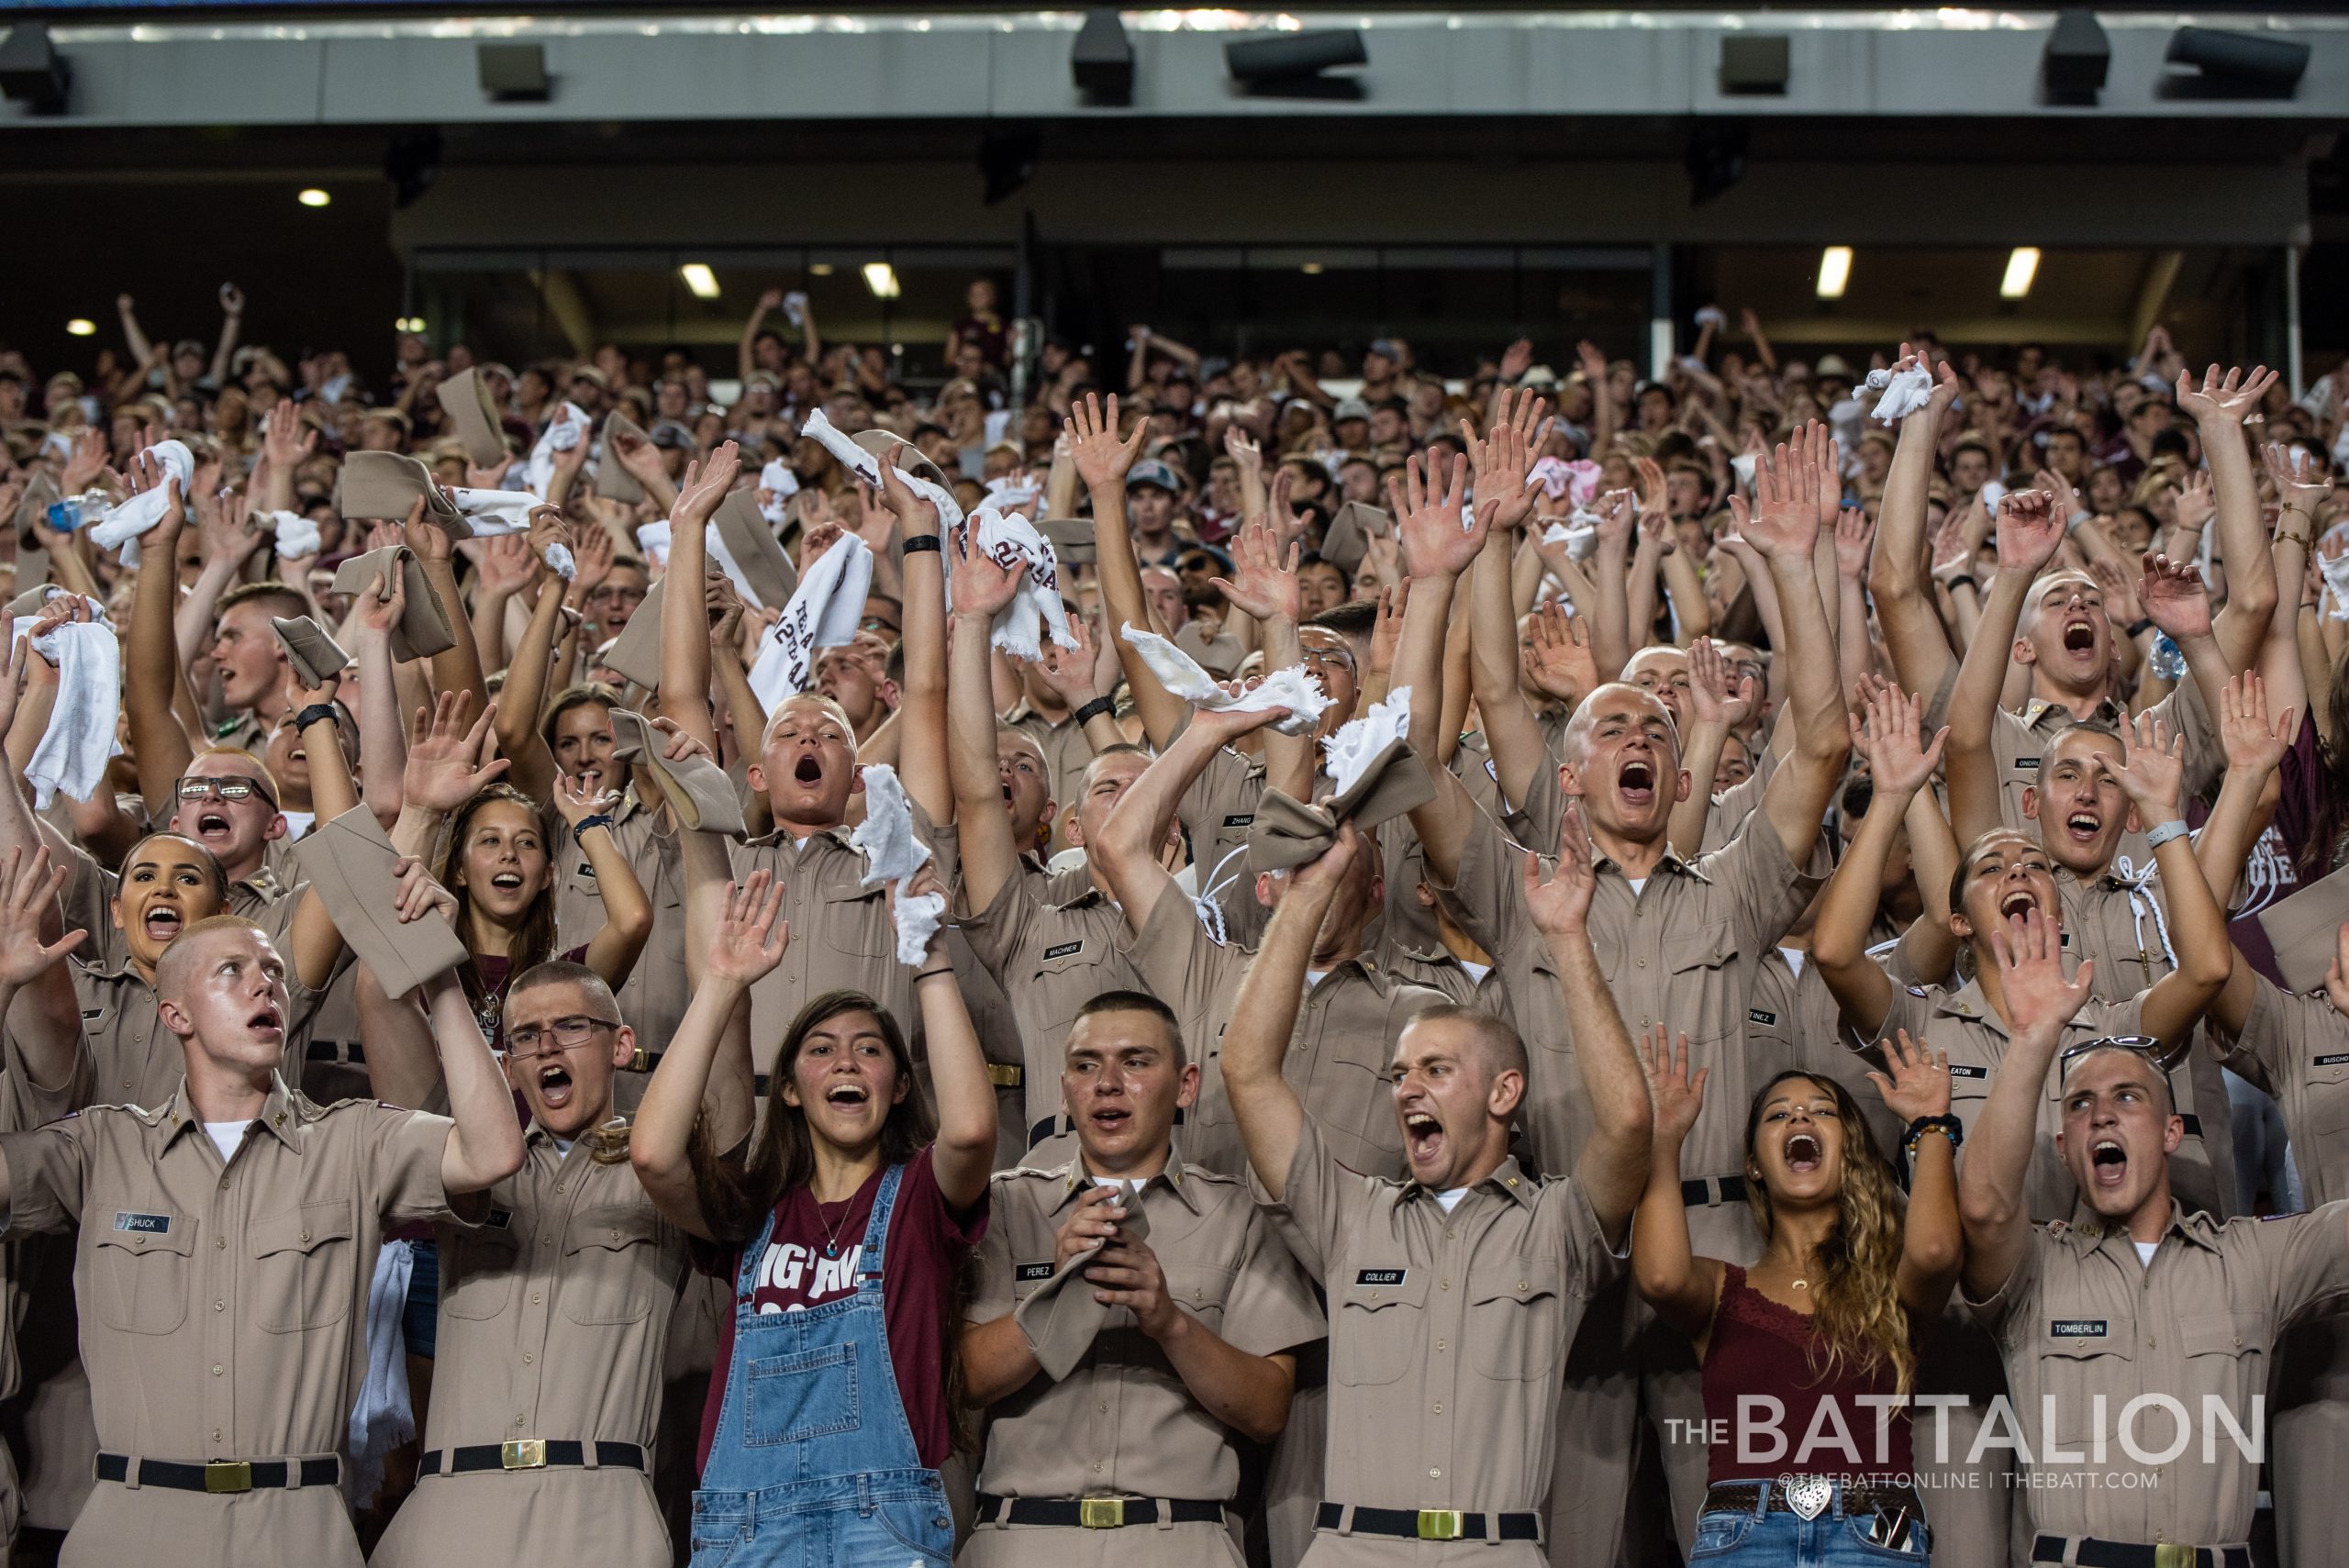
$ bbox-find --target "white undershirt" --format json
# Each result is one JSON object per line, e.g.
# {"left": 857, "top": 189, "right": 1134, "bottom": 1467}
{"left": 1304, "top": 970, "right": 1328, "bottom": 991}
{"left": 2132, "top": 1240, "right": 2157, "bottom": 1266}
{"left": 281, "top": 810, "right": 316, "bottom": 841}
{"left": 1459, "top": 960, "right": 1492, "bottom": 984}
{"left": 1433, "top": 1188, "right": 1470, "bottom": 1213}
{"left": 1626, "top": 878, "right": 1648, "bottom": 896}
{"left": 553, "top": 1138, "right": 575, "bottom": 1159}
{"left": 1780, "top": 947, "right": 1808, "bottom": 977}
{"left": 1095, "top": 1176, "right": 1147, "bottom": 1197}
{"left": 203, "top": 1121, "right": 250, "bottom": 1162}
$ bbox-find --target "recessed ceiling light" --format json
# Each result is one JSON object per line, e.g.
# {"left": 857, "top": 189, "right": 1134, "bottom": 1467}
{"left": 2000, "top": 247, "right": 2042, "bottom": 300}
{"left": 809, "top": 262, "right": 835, "bottom": 277}
{"left": 65, "top": 318, "right": 95, "bottom": 337}
{"left": 1815, "top": 246, "right": 1853, "bottom": 300}
{"left": 297, "top": 188, "right": 331, "bottom": 208}
{"left": 679, "top": 263, "right": 720, "bottom": 300}
{"left": 862, "top": 261, "right": 901, "bottom": 300}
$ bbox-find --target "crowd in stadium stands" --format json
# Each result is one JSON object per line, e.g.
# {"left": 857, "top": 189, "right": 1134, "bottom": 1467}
{"left": 0, "top": 273, "right": 2343, "bottom": 1568}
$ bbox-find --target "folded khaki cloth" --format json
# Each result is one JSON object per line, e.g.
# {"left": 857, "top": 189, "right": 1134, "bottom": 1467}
{"left": 596, "top": 412, "right": 649, "bottom": 505}
{"left": 293, "top": 806, "right": 470, "bottom": 999}
{"left": 1011, "top": 1196, "right": 1151, "bottom": 1380}
{"left": 271, "top": 616, "right": 351, "bottom": 689}
{"left": 1040, "top": 517, "right": 1095, "bottom": 568}
{"left": 13, "top": 472, "right": 57, "bottom": 554}
{"left": 4, "top": 584, "right": 63, "bottom": 619}
{"left": 329, "top": 547, "right": 455, "bottom": 660}
{"left": 710, "top": 488, "right": 799, "bottom": 612}
{"left": 607, "top": 706, "right": 745, "bottom": 836}
{"left": 599, "top": 577, "right": 664, "bottom": 691}
{"left": 340, "top": 451, "right": 464, "bottom": 529}
{"left": 436, "top": 368, "right": 507, "bottom": 469}
{"left": 1319, "top": 500, "right": 1392, "bottom": 577}
{"left": 2260, "top": 860, "right": 2349, "bottom": 995}
{"left": 1246, "top": 740, "right": 1432, "bottom": 873}
{"left": 1173, "top": 621, "right": 1244, "bottom": 680}
{"left": 852, "top": 428, "right": 954, "bottom": 493}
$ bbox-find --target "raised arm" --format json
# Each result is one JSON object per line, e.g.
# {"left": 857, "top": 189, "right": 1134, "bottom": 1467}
{"left": 2107, "top": 710, "right": 2231, "bottom": 1045}
{"left": 655, "top": 444, "right": 743, "bottom": 751}
{"left": 1094, "top": 704, "right": 1284, "bottom": 936}
{"left": 1868, "top": 349, "right": 1964, "bottom": 698}
{"left": 421, "top": 960, "right": 529, "bottom": 1195}
{"left": 1392, "top": 451, "right": 1487, "bottom": 884}
{"left": 2176, "top": 366, "right": 2282, "bottom": 674}
{"left": 1667, "top": 637, "right": 1757, "bottom": 858}
{"left": 0, "top": 848, "right": 91, "bottom": 1095}
{"left": 1868, "top": 1031, "right": 1962, "bottom": 1315}
{"left": 1585, "top": 487, "right": 1636, "bottom": 684}
{"left": 944, "top": 517, "right": 1028, "bottom": 915}
{"left": 490, "top": 510, "right": 575, "bottom": 802}
{"left": 2196, "top": 673, "right": 2293, "bottom": 912}
{"left": 124, "top": 461, "right": 197, "bottom": 817}
{"left": 902, "top": 864, "right": 996, "bottom": 1208}
{"left": 1945, "top": 489, "right": 2065, "bottom": 845}
{"left": 1072, "top": 395, "right": 1185, "bottom": 747}
{"left": 1957, "top": 910, "right": 2087, "bottom": 1299}
{"left": 880, "top": 463, "right": 952, "bottom": 828}
{"left": 1631, "top": 1029, "right": 1721, "bottom": 1341}
{"left": 739, "top": 290, "right": 782, "bottom": 390}
{"left": 403, "top": 499, "right": 487, "bottom": 707}
{"left": 1463, "top": 392, "right": 1553, "bottom": 809}
{"left": 553, "top": 773, "right": 653, "bottom": 990}
{"left": 1817, "top": 681, "right": 1949, "bottom": 1035}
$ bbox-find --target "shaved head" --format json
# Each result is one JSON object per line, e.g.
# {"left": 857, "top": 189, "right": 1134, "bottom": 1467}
{"left": 153, "top": 914, "right": 269, "bottom": 1004}
{"left": 1403, "top": 1005, "right": 1527, "bottom": 1082}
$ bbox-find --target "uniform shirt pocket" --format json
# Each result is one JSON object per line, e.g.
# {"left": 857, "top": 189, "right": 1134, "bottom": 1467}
{"left": 2179, "top": 1310, "right": 2269, "bottom": 1413}
{"left": 2037, "top": 1326, "right": 2134, "bottom": 1445}
{"left": 1467, "top": 1258, "right": 1565, "bottom": 1382}
{"left": 562, "top": 1202, "right": 664, "bottom": 1325}
{"left": 90, "top": 1207, "right": 195, "bottom": 1335}
{"left": 249, "top": 1199, "right": 357, "bottom": 1333}
{"left": 1163, "top": 1262, "right": 1237, "bottom": 1336}
{"left": 1332, "top": 1269, "right": 1428, "bottom": 1388}
{"left": 819, "top": 881, "right": 889, "bottom": 959}
{"left": 442, "top": 1221, "right": 522, "bottom": 1321}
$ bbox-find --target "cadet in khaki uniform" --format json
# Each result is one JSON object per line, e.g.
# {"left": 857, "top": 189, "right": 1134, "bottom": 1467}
{"left": 1957, "top": 911, "right": 2349, "bottom": 1567}
{"left": 1092, "top": 706, "right": 1448, "bottom": 1180}
{"left": 0, "top": 913, "right": 527, "bottom": 1568}
{"left": 552, "top": 784, "right": 685, "bottom": 1109}
{"left": 1221, "top": 817, "right": 1649, "bottom": 1566}
{"left": 372, "top": 962, "right": 719, "bottom": 1568}
{"left": 1392, "top": 433, "right": 1850, "bottom": 1563}
{"left": 961, "top": 990, "right": 1323, "bottom": 1567}
{"left": 2205, "top": 927, "right": 2349, "bottom": 1567}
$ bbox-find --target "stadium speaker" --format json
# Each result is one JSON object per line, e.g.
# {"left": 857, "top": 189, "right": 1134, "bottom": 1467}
{"left": 1718, "top": 36, "right": 1788, "bottom": 96}
{"left": 1224, "top": 30, "right": 1367, "bottom": 97}
{"left": 1070, "top": 10, "right": 1133, "bottom": 106}
{"left": 478, "top": 42, "right": 551, "bottom": 102}
{"left": 2165, "top": 26, "right": 2308, "bottom": 97}
{"left": 2042, "top": 9, "right": 2109, "bottom": 105}
{"left": 0, "top": 24, "right": 72, "bottom": 113}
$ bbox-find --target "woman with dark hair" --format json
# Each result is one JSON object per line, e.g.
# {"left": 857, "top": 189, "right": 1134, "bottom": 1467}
{"left": 631, "top": 869, "right": 996, "bottom": 1568}
{"left": 1632, "top": 1030, "right": 1960, "bottom": 1564}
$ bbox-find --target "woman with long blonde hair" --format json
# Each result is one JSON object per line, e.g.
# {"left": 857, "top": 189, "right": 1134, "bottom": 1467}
{"left": 1632, "top": 1031, "right": 1960, "bottom": 1564}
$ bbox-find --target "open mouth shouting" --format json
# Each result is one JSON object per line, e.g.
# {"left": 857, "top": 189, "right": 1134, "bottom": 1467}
{"left": 1403, "top": 1109, "right": 1444, "bottom": 1167}
{"left": 193, "top": 809, "right": 235, "bottom": 846}
{"left": 1618, "top": 759, "right": 1657, "bottom": 809}
{"left": 141, "top": 903, "right": 184, "bottom": 945}
{"left": 536, "top": 1062, "right": 575, "bottom": 1111}
{"left": 794, "top": 754, "right": 826, "bottom": 789}
{"left": 2060, "top": 617, "right": 2098, "bottom": 656}
{"left": 2088, "top": 1138, "right": 2129, "bottom": 1190}
{"left": 1783, "top": 1132, "right": 1823, "bottom": 1174}
{"left": 823, "top": 1080, "right": 871, "bottom": 1110}
{"left": 2064, "top": 809, "right": 2102, "bottom": 846}
{"left": 246, "top": 1000, "right": 284, "bottom": 1040}
{"left": 1999, "top": 888, "right": 2040, "bottom": 921}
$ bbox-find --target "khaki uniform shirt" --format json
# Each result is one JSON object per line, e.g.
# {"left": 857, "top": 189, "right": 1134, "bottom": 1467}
{"left": 1267, "top": 1118, "right": 1622, "bottom": 1522}
{"left": 1003, "top": 700, "right": 1097, "bottom": 853}
{"left": 958, "top": 871, "right": 1146, "bottom": 1140}
{"left": 209, "top": 710, "right": 271, "bottom": 762}
{"left": 0, "top": 1076, "right": 451, "bottom": 1514}
{"left": 1126, "top": 894, "right": 1446, "bottom": 1180}
{"left": 70, "top": 958, "right": 321, "bottom": 1114}
{"left": 1176, "top": 743, "right": 1272, "bottom": 951}
{"left": 969, "top": 1157, "right": 1323, "bottom": 1504}
{"left": 372, "top": 1121, "right": 690, "bottom": 1568}
{"left": 1924, "top": 672, "right": 2221, "bottom": 870}
{"left": 554, "top": 792, "right": 689, "bottom": 1105}
{"left": 1435, "top": 814, "right": 1814, "bottom": 1180}
{"left": 1966, "top": 1200, "right": 2349, "bottom": 1548}
{"left": 2213, "top": 982, "right": 2349, "bottom": 1207}
{"left": 1746, "top": 950, "right": 1905, "bottom": 1158}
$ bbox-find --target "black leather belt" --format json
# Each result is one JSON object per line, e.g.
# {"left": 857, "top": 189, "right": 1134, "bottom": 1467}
{"left": 96, "top": 1453, "right": 339, "bottom": 1494}
{"left": 977, "top": 1495, "right": 1224, "bottom": 1529}
{"left": 2032, "top": 1537, "right": 2249, "bottom": 1568}
{"left": 1707, "top": 1478, "right": 1921, "bottom": 1519}
{"left": 420, "top": 1440, "right": 646, "bottom": 1476}
{"left": 1317, "top": 1503, "right": 1542, "bottom": 1542}
{"left": 305, "top": 1040, "right": 364, "bottom": 1063}
{"left": 1681, "top": 1173, "right": 1748, "bottom": 1207}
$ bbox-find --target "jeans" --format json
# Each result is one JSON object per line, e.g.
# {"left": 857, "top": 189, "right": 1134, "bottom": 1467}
{"left": 400, "top": 1239, "right": 440, "bottom": 1360}
{"left": 1688, "top": 1479, "right": 1930, "bottom": 1565}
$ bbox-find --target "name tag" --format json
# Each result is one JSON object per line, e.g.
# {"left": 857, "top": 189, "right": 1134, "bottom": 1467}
{"left": 2317, "top": 1054, "right": 2349, "bottom": 1068}
{"left": 1949, "top": 1064, "right": 1988, "bottom": 1080}
{"left": 81, "top": 1009, "right": 102, "bottom": 1021}
{"left": 1747, "top": 1008, "right": 1778, "bottom": 1028}
{"left": 486, "top": 1208, "right": 513, "bottom": 1230}
{"left": 1355, "top": 1267, "right": 1408, "bottom": 1287}
{"left": 1015, "top": 1262, "right": 1055, "bottom": 1283}
{"left": 113, "top": 1212, "right": 171, "bottom": 1235}
{"left": 2050, "top": 1318, "right": 2108, "bottom": 1338}
{"left": 576, "top": 862, "right": 596, "bottom": 878}
{"left": 1043, "top": 941, "right": 1084, "bottom": 962}
{"left": 1220, "top": 814, "right": 1254, "bottom": 828}
{"left": 2015, "top": 757, "right": 2041, "bottom": 772}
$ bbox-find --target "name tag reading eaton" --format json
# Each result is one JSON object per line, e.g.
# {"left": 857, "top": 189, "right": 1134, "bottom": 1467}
{"left": 1355, "top": 1267, "right": 1408, "bottom": 1287}
{"left": 1015, "top": 1262, "right": 1056, "bottom": 1283}
{"left": 113, "top": 1213, "right": 172, "bottom": 1235}
{"left": 1949, "top": 1064, "right": 1988, "bottom": 1080}
{"left": 2050, "top": 1319, "right": 2108, "bottom": 1338}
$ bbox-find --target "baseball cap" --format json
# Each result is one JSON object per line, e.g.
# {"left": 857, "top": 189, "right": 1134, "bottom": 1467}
{"left": 1365, "top": 339, "right": 1400, "bottom": 362}
{"left": 649, "top": 422, "right": 695, "bottom": 450}
{"left": 1333, "top": 397, "right": 1372, "bottom": 423}
{"left": 1126, "top": 459, "right": 1181, "bottom": 494}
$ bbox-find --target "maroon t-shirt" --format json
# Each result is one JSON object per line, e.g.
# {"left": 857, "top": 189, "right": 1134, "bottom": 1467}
{"left": 696, "top": 1145, "right": 987, "bottom": 1472}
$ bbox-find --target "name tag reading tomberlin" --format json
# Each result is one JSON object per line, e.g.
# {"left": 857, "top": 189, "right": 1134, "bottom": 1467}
{"left": 1355, "top": 1267, "right": 1408, "bottom": 1287}
{"left": 2050, "top": 1319, "right": 2109, "bottom": 1338}
{"left": 113, "top": 1212, "right": 173, "bottom": 1235}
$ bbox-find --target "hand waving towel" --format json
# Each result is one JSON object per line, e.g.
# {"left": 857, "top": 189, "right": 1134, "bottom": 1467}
{"left": 801, "top": 409, "right": 965, "bottom": 528}
{"left": 955, "top": 506, "right": 1075, "bottom": 662}
{"left": 87, "top": 439, "right": 195, "bottom": 566}
{"left": 12, "top": 595, "right": 121, "bottom": 806}
{"left": 849, "top": 762, "right": 946, "bottom": 965}
{"left": 1119, "top": 624, "right": 1331, "bottom": 736}
{"left": 746, "top": 532, "right": 873, "bottom": 708}
{"left": 523, "top": 402, "right": 590, "bottom": 497}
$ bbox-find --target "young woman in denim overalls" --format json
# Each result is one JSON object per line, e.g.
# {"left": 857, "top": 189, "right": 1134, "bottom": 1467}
{"left": 633, "top": 872, "right": 998, "bottom": 1566}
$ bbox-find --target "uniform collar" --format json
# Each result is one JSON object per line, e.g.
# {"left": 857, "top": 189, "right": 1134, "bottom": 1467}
{"left": 1051, "top": 1150, "right": 1203, "bottom": 1215}
{"left": 1590, "top": 843, "right": 1710, "bottom": 886}
{"left": 158, "top": 1073, "right": 304, "bottom": 1153}
{"left": 744, "top": 819, "right": 859, "bottom": 853}
{"left": 1002, "top": 699, "right": 1074, "bottom": 732}
{"left": 2018, "top": 694, "right": 2126, "bottom": 733}
{"left": 234, "top": 864, "right": 287, "bottom": 905}
{"left": 1401, "top": 1153, "right": 1539, "bottom": 1210}
{"left": 1933, "top": 975, "right": 2004, "bottom": 1036}
{"left": 2064, "top": 1199, "right": 2222, "bottom": 1257}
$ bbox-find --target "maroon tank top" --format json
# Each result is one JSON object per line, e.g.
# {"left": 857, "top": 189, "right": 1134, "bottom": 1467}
{"left": 1700, "top": 1263, "right": 1913, "bottom": 1485}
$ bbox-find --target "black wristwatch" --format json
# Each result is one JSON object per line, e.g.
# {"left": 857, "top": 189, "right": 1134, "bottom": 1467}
{"left": 295, "top": 702, "right": 341, "bottom": 732}
{"left": 1073, "top": 695, "right": 1116, "bottom": 728}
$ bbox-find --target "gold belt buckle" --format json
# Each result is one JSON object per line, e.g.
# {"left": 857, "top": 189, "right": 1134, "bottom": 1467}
{"left": 985, "top": 1062, "right": 1022, "bottom": 1088}
{"left": 1417, "top": 1510, "right": 1464, "bottom": 1540}
{"left": 2151, "top": 1547, "right": 2195, "bottom": 1568}
{"left": 1078, "top": 1496, "right": 1125, "bottom": 1529}
{"left": 500, "top": 1439, "right": 548, "bottom": 1471}
{"left": 203, "top": 1461, "right": 251, "bottom": 1494}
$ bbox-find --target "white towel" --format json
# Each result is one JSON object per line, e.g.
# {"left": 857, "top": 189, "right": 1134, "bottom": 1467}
{"left": 523, "top": 402, "right": 590, "bottom": 497}
{"left": 984, "top": 473, "right": 1042, "bottom": 514}
{"left": 2321, "top": 545, "right": 2349, "bottom": 621}
{"left": 1855, "top": 364, "right": 1934, "bottom": 425}
{"left": 1540, "top": 517, "right": 1599, "bottom": 562}
{"left": 343, "top": 1239, "right": 416, "bottom": 1511}
{"left": 954, "top": 506, "right": 1075, "bottom": 662}
{"left": 446, "top": 486, "right": 542, "bottom": 536}
{"left": 1322, "top": 684, "right": 1411, "bottom": 792}
{"left": 746, "top": 532, "right": 873, "bottom": 707}
{"left": 541, "top": 542, "right": 577, "bottom": 582}
{"left": 12, "top": 600, "right": 122, "bottom": 808}
{"left": 757, "top": 458, "right": 801, "bottom": 528}
{"left": 267, "top": 510, "right": 321, "bottom": 560}
{"left": 849, "top": 762, "right": 947, "bottom": 965}
{"left": 635, "top": 517, "right": 672, "bottom": 570}
{"left": 800, "top": 409, "right": 965, "bottom": 528}
{"left": 87, "top": 439, "right": 195, "bottom": 566}
{"left": 1120, "top": 623, "right": 1331, "bottom": 736}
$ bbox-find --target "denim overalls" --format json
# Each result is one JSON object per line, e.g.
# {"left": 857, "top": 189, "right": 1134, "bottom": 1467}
{"left": 689, "top": 1163, "right": 954, "bottom": 1567}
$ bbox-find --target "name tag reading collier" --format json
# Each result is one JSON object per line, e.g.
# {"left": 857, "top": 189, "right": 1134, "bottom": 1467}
{"left": 1355, "top": 1267, "right": 1407, "bottom": 1288}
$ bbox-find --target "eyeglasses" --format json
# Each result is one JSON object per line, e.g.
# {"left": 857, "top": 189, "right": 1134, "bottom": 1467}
{"left": 176, "top": 775, "right": 277, "bottom": 809}
{"left": 2055, "top": 1033, "right": 2190, "bottom": 1077}
{"left": 506, "top": 1016, "right": 620, "bottom": 1058}
{"left": 1301, "top": 647, "right": 1357, "bottom": 673}
{"left": 858, "top": 615, "right": 901, "bottom": 636}
{"left": 586, "top": 584, "right": 646, "bottom": 606}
